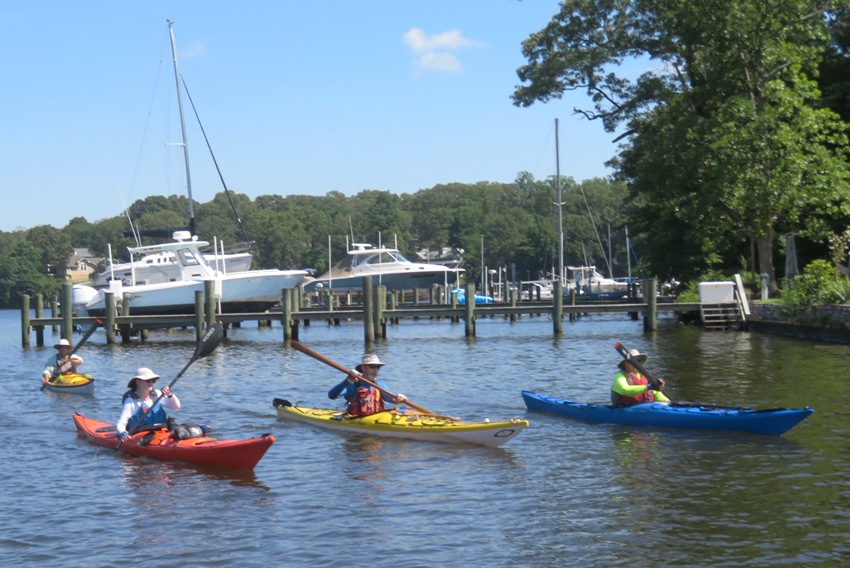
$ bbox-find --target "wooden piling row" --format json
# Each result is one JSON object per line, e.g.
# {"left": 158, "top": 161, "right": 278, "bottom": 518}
{"left": 22, "top": 279, "right": 688, "bottom": 347}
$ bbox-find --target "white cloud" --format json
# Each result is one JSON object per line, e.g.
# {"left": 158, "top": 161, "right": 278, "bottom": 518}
{"left": 180, "top": 41, "right": 206, "bottom": 59}
{"left": 404, "top": 27, "right": 481, "bottom": 74}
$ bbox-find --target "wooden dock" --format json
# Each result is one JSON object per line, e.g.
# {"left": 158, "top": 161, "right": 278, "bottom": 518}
{"left": 21, "top": 279, "right": 701, "bottom": 346}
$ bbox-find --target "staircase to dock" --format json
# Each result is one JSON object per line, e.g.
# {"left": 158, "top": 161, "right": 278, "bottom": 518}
{"left": 699, "top": 275, "right": 750, "bottom": 331}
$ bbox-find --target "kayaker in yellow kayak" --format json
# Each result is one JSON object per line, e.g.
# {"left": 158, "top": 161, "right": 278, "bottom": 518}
{"left": 117, "top": 368, "right": 181, "bottom": 440}
{"left": 42, "top": 339, "right": 83, "bottom": 385}
{"left": 328, "top": 354, "right": 407, "bottom": 416}
{"left": 611, "top": 348, "right": 670, "bottom": 407}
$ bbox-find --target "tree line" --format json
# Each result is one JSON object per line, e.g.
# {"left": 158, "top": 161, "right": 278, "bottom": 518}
{"left": 0, "top": 176, "right": 637, "bottom": 308}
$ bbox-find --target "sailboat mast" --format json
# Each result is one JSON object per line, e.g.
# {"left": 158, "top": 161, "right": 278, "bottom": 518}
{"left": 167, "top": 19, "right": 195, "bottom": 235}
{"left": 555, "top": 118, "right": 564, "bottom": 284}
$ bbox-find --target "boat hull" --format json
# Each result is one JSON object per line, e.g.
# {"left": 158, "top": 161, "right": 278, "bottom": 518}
{"left": 522, "top": 391, "right": 813, "bottom": 436}
{"left": 273, "top": 399, "right": 527, "bottom": 447}
{"left": 43, "top": 373, "right": 94, "bottom": 394}
{"left": 73, "top": 414, "right": 275, "bottom": 470}
{"left": 77, "top": 269, "right": 306, "bottom": 317}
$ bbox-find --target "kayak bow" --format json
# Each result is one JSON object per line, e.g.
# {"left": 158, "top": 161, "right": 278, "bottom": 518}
{"left": 43, "top": 373, "right": 95, "bottom": 395}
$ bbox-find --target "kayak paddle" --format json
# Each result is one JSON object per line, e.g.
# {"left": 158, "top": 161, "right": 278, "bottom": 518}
{"left": 124, "top": 322, "right": 224, "bottom": 438}
{"left": 290, "top": 340, "right": 438, "bottom": 416}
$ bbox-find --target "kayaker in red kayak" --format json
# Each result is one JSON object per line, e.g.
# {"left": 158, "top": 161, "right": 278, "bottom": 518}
{"left": 327, "top": 354, "right": 407, "bottom": 416}
{"left": 42, "top": 339, "right": 83, "bottom": 385}
{"left": 611, "top": 349, "right": 670, "bottom": 407}
{"left": 117, "top": 368, "right": 181, "bottom": 440}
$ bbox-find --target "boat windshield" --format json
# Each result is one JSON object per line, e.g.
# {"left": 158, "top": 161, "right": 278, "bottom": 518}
{"left": 176, "top": 247, "right": 207, "bottom": 267}
{"left": 358, "top": 251, "right": 408, "bottom": 267}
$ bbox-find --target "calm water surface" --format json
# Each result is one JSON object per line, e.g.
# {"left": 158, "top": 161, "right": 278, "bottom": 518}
{"left": 2, "top": 310, "right": 848, "bottom": 567}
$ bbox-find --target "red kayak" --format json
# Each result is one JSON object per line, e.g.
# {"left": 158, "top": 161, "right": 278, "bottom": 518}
{"left": 73, "top": 413, "right": 275, "bottom": 470}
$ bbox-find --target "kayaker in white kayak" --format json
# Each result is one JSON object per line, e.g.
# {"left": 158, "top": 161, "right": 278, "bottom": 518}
{"left": 328, "top": 354, "right": 406, "bottom": 416}
{"left": 611, "top": 349, "right": 670, "bottom": 407}
{"left": 42, "top": 338, "right": 83, "bottom": 385}
{"left": 116, "top": 368, "right": 181, "bottom": 440}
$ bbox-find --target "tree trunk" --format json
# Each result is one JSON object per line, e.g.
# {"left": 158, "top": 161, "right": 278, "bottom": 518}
{"left": 754, "top": 229, "right": 779, "bottom": 294}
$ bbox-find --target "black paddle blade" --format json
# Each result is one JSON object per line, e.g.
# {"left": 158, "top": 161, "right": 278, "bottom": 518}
{"left": 195, "top": 322, "right": 224, "bottom": 360}
{"left": 174, "top": 322, "right": 224, "bottom": 380}
{"left": 272, "top": 398, "right": 292, "bottom": 408}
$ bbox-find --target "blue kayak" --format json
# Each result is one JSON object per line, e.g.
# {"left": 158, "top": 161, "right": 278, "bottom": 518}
{"left": 521, "top": 391, "right": 813, "bottom": 436}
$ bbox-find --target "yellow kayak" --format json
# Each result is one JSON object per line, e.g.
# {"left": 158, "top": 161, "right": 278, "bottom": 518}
{"left": 273, "top": 398, "right": 528, "bottom": 447}
{"left": 42, "top": 373, "right": 95, "bottom": 394}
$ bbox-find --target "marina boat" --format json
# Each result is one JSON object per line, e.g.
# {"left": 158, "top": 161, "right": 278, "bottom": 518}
{"left": 522, "top": 391, "right": 813, "bottom": 436}
{"left": 73, "top": 24, "right": 308, "bottom": 317}
{"left": 42, "top": 373, "right": 94, "bottom": 395}
{"left": 273, "top": 398, "right": 527, "bottom": 447}
{"left": 73, "top": 413, "right": 275, "bottom": 470}
{"left": 72, "top": 232, "right": 307, "bottom": 316}
{"left": 302, "top": 243, "right": 463, "bottom": 293}
{"left": 568, "top": 266, "right": 631, "bottom": 300}
{"left": 93, "top": 237, "right": 253, "bottom": 288}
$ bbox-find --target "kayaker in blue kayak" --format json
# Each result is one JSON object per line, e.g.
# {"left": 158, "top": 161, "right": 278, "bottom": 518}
{"left": 611, "top": 349, "right": 670, "bottom": 407}
{"left": 117, "top": 368, "right": 181, "bottom": 440}
{"left": 328, "top": 354, "right": 406, "bottom": 416}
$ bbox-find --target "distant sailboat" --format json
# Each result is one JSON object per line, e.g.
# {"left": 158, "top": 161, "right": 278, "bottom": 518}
{"left": 73, "top": 21, "right": 307, "bottom": 316}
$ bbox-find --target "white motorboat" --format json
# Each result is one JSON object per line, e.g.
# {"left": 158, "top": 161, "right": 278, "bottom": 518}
{"left": 92, "top": 235, "right": 253, "bottom": 288}
{"left": 303, "top": 243, "right": 463, "bottom": 293}
{"left": 568, "top": 265, "right": 631, "bottom": 300}
{"left": 73, "top": 232, "right": 307, "bottom": 316}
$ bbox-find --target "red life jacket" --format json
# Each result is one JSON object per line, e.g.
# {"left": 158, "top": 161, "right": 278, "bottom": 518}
{"left": 614, "top": 371, "right": 655, "bottom": 406}
{"left": 347, "top": 386, "right": 385, "bottom": 416}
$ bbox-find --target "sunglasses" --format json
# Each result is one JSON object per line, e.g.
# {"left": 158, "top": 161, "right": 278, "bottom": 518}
{"left": 365, "top": 365, "right": 381, "bottom": 369}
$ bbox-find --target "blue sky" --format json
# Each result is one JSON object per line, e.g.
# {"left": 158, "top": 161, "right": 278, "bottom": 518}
{"left": 1, "top": 1, "right": 618, "bottom": 233}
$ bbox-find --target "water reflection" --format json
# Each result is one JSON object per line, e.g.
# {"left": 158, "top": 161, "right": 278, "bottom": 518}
{"left": 117, "top": 456, "right": 270, "bottom": 492}
{"left": 341, "top": 436, "right": 387, "bottom": 485}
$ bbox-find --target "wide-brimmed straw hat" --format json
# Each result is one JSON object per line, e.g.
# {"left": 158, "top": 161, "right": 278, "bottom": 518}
{"left": 127, "top": 367, "right": 161, "bottom": 388}
{"left": 53, "top": 339, "right": 72, "bottom": 349}
{"left": 618, "top": 348, "right": 648, "bottom": 368}
{"left": 360, "top": 354, "right": 385, "bottom": 367}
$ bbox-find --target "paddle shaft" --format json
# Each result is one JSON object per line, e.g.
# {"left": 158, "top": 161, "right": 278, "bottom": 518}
{"left": 290, "top": 340, "right": 438, "bottom": 416}
{"left": 124, "top": 322, "right": 223, "bottom": 438}
{"left": 70, "top": 319, "right": 102, "bottom": 356}
{"left": 614, "top": 341, "right": 663, "bottom": 391}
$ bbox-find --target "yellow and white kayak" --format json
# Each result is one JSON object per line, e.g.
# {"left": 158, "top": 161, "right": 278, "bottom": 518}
{"left": 273, "top": 398, "right": 528, "bottom": 447}
{"left": 42, "top": 373, "right": 95, "bottom": 395}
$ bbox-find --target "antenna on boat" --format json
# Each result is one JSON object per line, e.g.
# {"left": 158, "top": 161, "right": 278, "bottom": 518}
{"left": 167, "top": 19, "right": 195, "bottom": 236}
{"left": 348, "top": 215, "right": 355, "bottom": 244}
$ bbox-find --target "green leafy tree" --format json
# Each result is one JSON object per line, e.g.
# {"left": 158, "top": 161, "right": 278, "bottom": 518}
{"left": 513, "top": 0, "right": 850, "bottom": 288}
{"left": 26, "top": 225, "right": 72, "bottom": 278}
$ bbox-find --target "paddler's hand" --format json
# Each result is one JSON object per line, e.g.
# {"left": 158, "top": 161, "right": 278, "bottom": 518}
{"left": 395, "top": 393, "right": 407, "bottom": 403}
{"left": 119, "top": 431, "right": 130, "bottom": 441}
{"left": 161, "top": 386, "right": 173, "bottom": 398}
{"left": 655, "top": 378, "right": 666, "bottom": 390}
{"left": 346, "top": 372, "right": 358, "bottom": 384}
